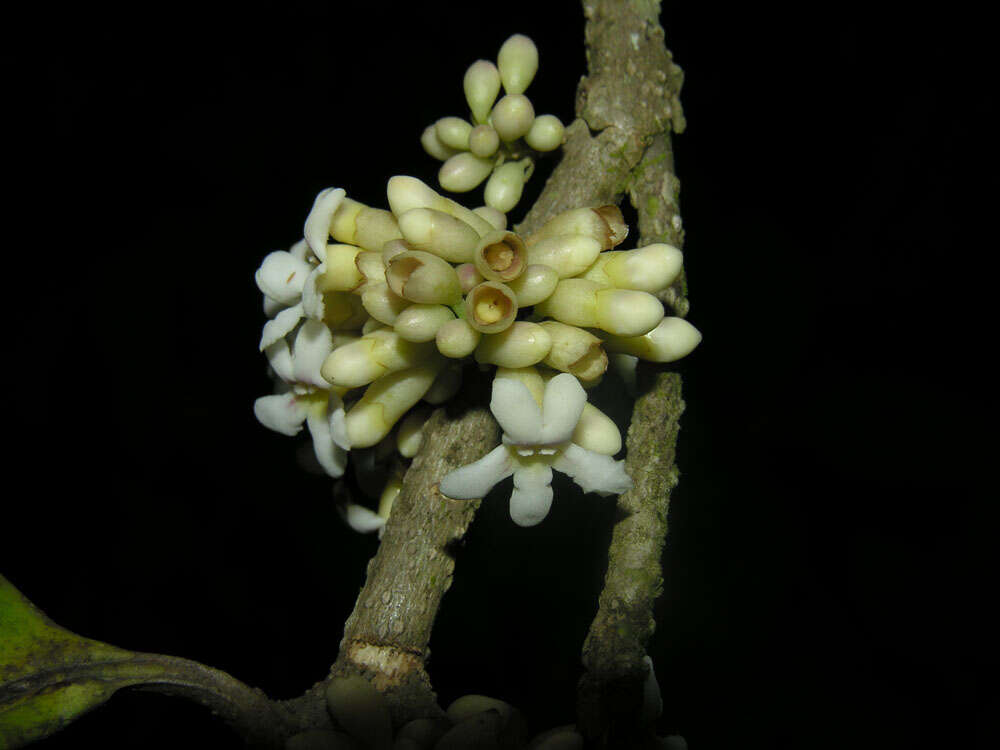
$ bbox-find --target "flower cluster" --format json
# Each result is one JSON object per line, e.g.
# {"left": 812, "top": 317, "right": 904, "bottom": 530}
{"left": 421, "top": 34, "right": 565, "bottom": 213}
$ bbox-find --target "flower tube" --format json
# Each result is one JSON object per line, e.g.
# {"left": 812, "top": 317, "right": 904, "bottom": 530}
{"left": 385, "top": 250, "right": 463, "bottom": 305}
{"left": 397, "top": 208, "right": 480, "bottom": 263}
{"left": 473, "top": 231, "right": 527, "bottom": 283}
{"left": 465, "top": 281, "right": 518, "bottom": 334}
{"left": 344, "top": 363, "right": 442, "bottom": 448}
{"left": 534, "top": 278, "right": 664, "bottom": 337}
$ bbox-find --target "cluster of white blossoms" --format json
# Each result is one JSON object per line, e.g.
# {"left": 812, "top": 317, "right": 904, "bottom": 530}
{"left": 422, "top": 34, "right": 565, "bottom": 213}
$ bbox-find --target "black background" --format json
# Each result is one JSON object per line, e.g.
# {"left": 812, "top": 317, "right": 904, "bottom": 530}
{"left": 5, "top": 1, "right": 996, "bottom": 748}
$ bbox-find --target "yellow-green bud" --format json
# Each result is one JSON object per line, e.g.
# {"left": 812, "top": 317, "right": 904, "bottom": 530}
{"left": 439, "top": 153, "right": 494, "bottom": 193}
{"left": 387, "top": 176, "right": 495, "bottom": 236}
{"left": 446, "top": 694, "right": 515, "bottom": 725}
{"left": 355, "top": 251, "right": 385, "bottom": 285}
{"left": 362, "top": 317, "right": 386, "bottom": 335}
{"left": 381, "top": 238, "right": 411, "bottom": 265}
{"left": 324, "top": 677, "right": 392, "bottom": 750}
{"left": 534, "top": 279, "right": 664, "bottom": 336}
{"left": 396, "top": 411, "right": 428, "bottom": 459}
{"left": 421, "top": 124, "right": 458, "bottom": 161}
{"left": 323, "top": 244, "right": 365, "bottom": 291}
{"left": 398, "top": 208, "right": 479, "bottom": 263}
{"left": 599, "top": 316, "right": 702, "bottom": 362}
{"left": 385, "top": 250, "right": 462, "bottom": 305}
{"left": 435, "top": 318, "right": 481, "bottom": 358}
{"left": 603, "top": 243, "right": 684, "bottom": 292}
{"left": 435, "top": 116, "right": 473, "bottom": 151}
{"left": 361, "top": 282, "right": 409, "bottom": 325}
{"left": 507, "top": 263, "right": 558, "bottom": 306}
{"left": 525, "top": 114, "right": 565, "bottom": 152}
{"left": 455, "top": 262, "right": 485, "bottom": 293}
{"left": 574, "top": 403, "right": 622, "bottom": 456}
{"left": 345, "top": 363, "right": 442, "bottom": 448}
{"left": 474, "top": 230, "right": 527, "bottom": 283}
{"left": 473, "top": 205, "right": 507, "bottom": 230}
{"left": 524, "top": 234, "right": 602, "bottom": 277}
{"left": 474, "top": 322, "right": 552, "bottom": 368}
{"left": 491, "top": 94, "right": 535, "bottom": 142}
{"left": 468, "top": 124, "right": 500, "bottom": 158}
{"left": 484, "top": 160, "right": 528, "bottom": 213}
{"left": 539, "top": 320, "right": 608, "bottom": 382}
{"left": 320, "top": 328, "right": 435, "bottom": 388}
{"left": 330, "top": 199, "right": 402, "bottom": 253}
{"left": 497, "top": 34, "right": 538, "bottom": 95}
{"left": 464, "top": 59, "right": 502, "bottom": 124}
{"left": 393, "top": 303, "right": 455, "bottom": 342}
{"left": 526, "top": 205, "right": 627, "bottom": 250}
{"left": 465, "top": 280, "right": 518, "bottom": 333}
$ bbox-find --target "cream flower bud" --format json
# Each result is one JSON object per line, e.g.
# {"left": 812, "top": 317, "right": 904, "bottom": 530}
{"left": 446, "top": 694, "right": 515, "bottom": 725}
{"left": 491, "top": 94, "right": 535, "bottom": 142}
{"left": 454, "top": 262, "right": 485, "bottom": 293}
{"left": 525, "top": 114, "right": 565, "bottom": 152}
{"left": 436, "top": 318, "right": 481, "bottom": 358}
{"left": 602, "top": 243, "right": 684, "bottom": 293}
{"left": 398, "top": 208, "right": 480, "bottom": 263}
{"left": 574, "top": 402, "right": 622, "bottom": 456}
{"left": 474, "top": 230, "right": 527, "bottom": 283}
{"left": 385, "top": 250, "right": 462, "bottom": 305}
{"left": 439, "top": 153, "right": 494, "bottom": 193}
{"left": 396, "top": 409, "right": 429, "bottom": 458}
{"left": 381, "top": 238, "right": 411, "bottom": 265}
{"left": 468, "top": 124, "right": 500, "bottom": 158}
{"left": 465, "top": 281, "right": 518, "bottom": 333}
{"left": 534, "top": 279, "right": 664, "bottom": 336}
{"left": 539, "top": 320, "right": 609, "bottom": 382}
{"left": 324, "top": 677, "right": 392, "bottom": 750}
{"left": 421, "top": 124, "right": 458, "bottom": 161}
{"left": 524, "top": 234, "right": 602, "bottom": 278}
{"left": 473, "top": 205, "right": 507, "bottom": 230}
{"left": 484, "top": 160, "right": 528, "bottom": 213}
{"left": 322, "top": 244, "right": 364, "bottom": 291}
{"left": 507, "top": 263, "right": 558, "bottom": 306}
{"left": 361, "top": 282, "right": 409, "bottom": 325}
{"left": 497, "top": 34, "right": 538, "bottom": 95}
{"left": 387, "top": 175, "right": 495, "bottom": 236}
{"left": 474, "top": 322, "right": 552, "bottom": 368}
{"left": 355, "top": 251, "right": 386, "bottom": 285}
{"left": 393, "top": 303, "right": 455, "bottom": 342}
{"left": 435, "top": 116, "right": 473, "bottom": 151}
{"left": 320, "top": 329, "right": 435, "bottom": 388}
{"left": 330, "top": 199, "right": 403, "bottom": 253}
{"left": 526, "top": 205, "right": 627, "bottom": 250}
{"left": 463, "top": 59, "right": 501, "bottom": 124}
{"left": 599, "top": 316, "right": 702, "bottom": 362}
{"left": 345, "top": 363, "right": 441, "bottom": 448}
{"left": 424, "top": 363, "right": 462, "bottom": 404}
{"left": 362, "top": 317, "right": 386, "bottom": 335}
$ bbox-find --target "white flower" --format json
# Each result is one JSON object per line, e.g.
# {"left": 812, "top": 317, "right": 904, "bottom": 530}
{"left": 255, "top": 239, "right": 331, "bottom": 350}
{"left": 254, "top": 318, "right": 349, "bottom": 477}
{"left": 438, "top": 373, "right": 632, "bottom": 526}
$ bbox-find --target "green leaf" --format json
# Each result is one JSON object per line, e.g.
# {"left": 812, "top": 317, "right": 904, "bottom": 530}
{"left": 0, "top": 574, "right": 147, "bottom": 749}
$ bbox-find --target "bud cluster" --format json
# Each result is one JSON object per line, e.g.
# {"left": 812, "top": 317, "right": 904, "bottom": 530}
{"left": 421, "top": 34, "right": 565, "bottom": 214}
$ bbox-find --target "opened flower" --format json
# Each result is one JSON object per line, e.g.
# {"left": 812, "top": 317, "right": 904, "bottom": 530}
{"left": 438, "top": 373, "right": 632, "bottom": 526}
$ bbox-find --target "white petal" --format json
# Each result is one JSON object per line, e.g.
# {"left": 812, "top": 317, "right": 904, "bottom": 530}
{"left": 509, "top": 462, "right": 554, "bottom": 526}
{"left": 259, "top": 303, "right": 303, "bottom": 350}
{"left": 254, "top": 393, "right": 306, "bottom": 436}
{"left": 304, "top": 187, "right": 346, "bottom": 261}
{"left": 288, "top": 237, "right": 311, "bottom": 261}
{"left": 307, "top": 411, "right": 348, "bottom": 477}
{"left": 263, "top": 295, "right": 284, "bottom": 318}
{"left": 300, "top": 264, "right": 327, "bottom": 320}
{"left": 339, "top": 502, "right": 387, "bottom": 534}
{"left": 490, "top": 378, "right": 542, "bottom": 445}
{"left": 254, "top": 250, "right": 311, "bottom": 305}
{"left": 328, "top": 395, "right": 351, "bottom": 450}
{"left": 641, "top": 655, "right": 663, "bottom": 723}
{"left": 293, "top": 319, "right": 335, "bottom": 388}
{"left": 264, "top": 339, "right": 294, "bottom": 383}
{"left": 539, "top": 373, "right": 586, "bottom": 445}
{"left": 438, "top": 444, "right": 513, "bottom": 499}
{"left": 552, "top": 443, "right": 633, "bottom": 496}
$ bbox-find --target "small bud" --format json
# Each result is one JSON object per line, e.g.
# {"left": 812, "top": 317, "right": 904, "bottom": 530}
{"left": 538, "top": 320, "right": 608, "bottom": 382}
{"left": 526, "top": 206, "right": 626, "bottom": 251}
{"left": 491, "top": 94, "right": 535, "bottom": 142}
{"left": 465, "top": 281, "right": 518, "bottom": 333}
{"left": 393, "top": 303, "right": 455, "bottom": 342}
{"left": 421, "top": 124, "right": 459, "bottom": 161}
{"left": 534, "top": 279, "right": 664, "bottom": 336}
{"left": 464, "top": 59, "right": 502, "bottom": 124}
{"left": 525, "top": 114, "right": 565, "bottom": 152}
{"left": 387, "top": 175, "right": 495, "bottom": 236}
{"left": 599, "top": 316, "right": 702, "bottom": 362}
{"left": 507, "top": 263, "right": 558, "bottom": 306}
{"left": 497, "top": 34, "right": 539, "bottom": 95}
{"left": 446, "top": 694, "right": 514, "bottom": 725}
{"left": 362, "top": 317, "right": 385, "bottom": 335}
{"left": 322, "top": 244, "right": 365, "bottom": 291}
{"left": 330, "top": 199, "right": 403, "bottom": 253}
{"left": 361, "top": 282, "right": 409, "bottom": 325}
{"left": 436, "top": 318, "right": 481, "bottom": 358}
{"left": 474, "top": 321, "right": 552, "bottom": 368}
{"left": 324, "top": 676, "right": 392, "bottom": 750}
{"left": 603, "top": 243, "right": 684, "bottom": 292}
{"left": 439, "top": 153, "right": 494, "bottom": 193}
{"left": 455, "top": 262, "right": 485, "bottom": 293}
{"left": 473, "top": 205, "right": 507, "bottom": 231}
{"left": 474, "top": 230, "right": 527, "bottom": 283}
{"left": 396, "top": 411, "right": 428, "bottom": 459}
{"left": 524, "top": 234, "right": 602, "bottom": 277}
{"left": 574, "top": 403, "right": 622, "bottom": 456}
{"left": 468, "top": 124, "right": 500, "bottom": 158}
{"left": 396, "top": 718, "right": 450, "bottom": 748}
{"left": 385, "top": 250, "right": 462, "bottom": 305}
{"left": 435, "top": 116, "right": 473, "bottom": 151}
{"left": 484, "top": 160, "right": 528, "bottom": 213}
{"left": 398, "top": 208, "right": 480, "bottom": 263}
{"left": 345, "top": 363, "right": 442, "bottom": 448}
{"left": 355, "top": 251, "right": 386, "bottom": 285}
{"left": 424, "top": 363, "right": 463, "bottom": 404}
{"left": 320, "top": 329, "right": 435, "bottom": 388}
